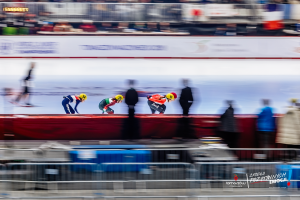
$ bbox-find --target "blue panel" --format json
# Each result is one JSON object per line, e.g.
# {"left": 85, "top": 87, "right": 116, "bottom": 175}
{"left": 72, "top": 145, "right": 146, "bottom": 149}
{"left": 69, "top": 150, "right": 151, "bottom": 172}
{"left": 276, "top": 165, "right": 300, "bottom": 188}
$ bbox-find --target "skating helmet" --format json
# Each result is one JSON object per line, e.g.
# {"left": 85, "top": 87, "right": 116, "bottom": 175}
{"left": 171, "top": 92, "right": 177, "bottom": 99}
{"left": 291, "top": 98, "right": 298, "bottom": 103}
{"left": 166, "top": 93, "right": 174, "bottom": 100}
{"left": 79, "top": 93, "right": 87, "bottom": 101}
{"left": 115, "top": 95, "right": 124, "bottom": 102}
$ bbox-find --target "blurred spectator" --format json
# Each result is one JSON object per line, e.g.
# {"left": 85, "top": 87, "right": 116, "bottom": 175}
{"left": 54, "top": 20, "right": 73, "bottom": 32}
{"left": 257, "top": 99, "right": 275, "bottom": 149}
{"left": 134, "top": 22, "right": 146, "bottom": 31}
{"left": 226, "top": 23, "right": 237, "bottom": 36}
{"left": 263, "top": 4, "right": 284, "bottom": 31}
{"left": 125, "top": 80, "right": 138, "bottom": 116}
{"left": 24, "top": 13, "right": 37, "bottom": 23}
{"left": 215, "top": 23, "right": 237, "bottom": 36}
{"left": 219, "top": 100, "right": 239, "bottom": 148}
{"left": 296, "top": 20, "right": 300, "bottom": 32}
{"left": 176, "top": 79, "right": 197, "bottom": 139}
{"left": 40, "top": 22, "right": 54, "bottom": 32}
{"left": 123, "top": 80, "right": 140, "bottom": 140}
{"left": 159, "top": 22, "right": 171, "bottom": 32}
{"left": 215, "top": 26, "right": 226, "bottom": 36}
{"left": 79, "top": 20, "right": 97, "bottom": 32}
{"left": 276, "top": 99, "right": 300, "bottom": 149}
{"left": 179, "top": 79, "right": 193, "bottom": 116}
{"left": 118, "top": 22, "right": 130, "bottom": 32}
{"left": 99, "top": 22, "right": 112, "bottom": 31}
{"left": 146, "top": 22, "right": 159, "bottom": 32}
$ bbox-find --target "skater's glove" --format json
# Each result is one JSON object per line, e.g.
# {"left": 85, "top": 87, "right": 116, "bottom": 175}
{"left": 147, "top": 96, "right": 151, "bottom": 99}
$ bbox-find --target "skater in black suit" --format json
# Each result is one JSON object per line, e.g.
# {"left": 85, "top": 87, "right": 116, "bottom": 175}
{"left": 15, "top": 62, "right": 35, "bottom": 106}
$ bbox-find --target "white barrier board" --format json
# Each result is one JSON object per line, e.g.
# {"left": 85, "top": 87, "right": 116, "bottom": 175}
{"left": 1, "top": 36, "right": 300, "bottom": 58}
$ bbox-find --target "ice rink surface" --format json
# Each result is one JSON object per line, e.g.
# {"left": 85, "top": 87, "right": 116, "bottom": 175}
{"left": 1, "top": 58, "right": 300, "bottom": 114}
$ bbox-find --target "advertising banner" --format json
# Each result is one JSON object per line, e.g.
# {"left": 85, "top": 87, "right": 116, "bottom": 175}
{"left": 0, "top": 36, "right": 300, "bottom": 58}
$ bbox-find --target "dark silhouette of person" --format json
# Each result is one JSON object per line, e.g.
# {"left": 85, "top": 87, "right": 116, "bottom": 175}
{"left": 219, "top": 100, "right": 239, "bottom": 148}
{"left": 179, "top": 79, "right": 194, "bottom": 116}
{"left": 176, "top": 79, "right": 197, "bottom": 139}
{"left": 15, "top": 62, "right": 35, "bottom": 106}
{"left": 3, "top": 88, "right": 15, "bottom": 147}
{"left": 125, "top": 80, "right": 139, "bottom": 117}
{"left": 123, "top": 80, "right": 140, "bottom": 140}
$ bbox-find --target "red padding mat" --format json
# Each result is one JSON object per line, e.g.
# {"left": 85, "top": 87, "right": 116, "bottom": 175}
{"left": 0, "top": 114, "right": 279, "bottom": 148}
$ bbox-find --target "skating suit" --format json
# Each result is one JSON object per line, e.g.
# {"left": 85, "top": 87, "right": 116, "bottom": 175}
{"left": 147, "top": 94, "right": 167, "bottom": 114}
{"left": 99, "top": 98, "right": 117, "bottom": 114}
{"left": 62, "top": 95, "right": 81, "bottom": 114}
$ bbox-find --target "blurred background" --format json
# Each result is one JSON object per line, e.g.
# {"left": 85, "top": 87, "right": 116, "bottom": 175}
{"left": 0, "top": 1, "right": 299, "bottom": 35}
{"left": 0, "top": 0, "right": 300, "bottom": 200}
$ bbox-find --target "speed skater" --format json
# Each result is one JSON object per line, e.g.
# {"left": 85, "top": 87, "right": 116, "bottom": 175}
{"left": 62, "top": 93, "right": 87, "bottom": 114}
{"left": 147, "top": 93, "right": 175, "bottom": 114}
{"left": 15, "top": 62, "right": 35, "bottom": 106}
{"left": 99, "top": 95, "right": 124, "bottom": 114}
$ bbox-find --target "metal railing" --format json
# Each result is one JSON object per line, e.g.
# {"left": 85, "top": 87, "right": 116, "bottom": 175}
{"left": 0, "top": 161, "right": 299, "bottom": 191}
{"left": 5, "top": 163, "right": 99, "bottom": 191}
{"left": 0, "top": 160, "right": 297, "bottom": 200}
{"left": 226, "top": 148, "right": 300, "bottom": 161}
{"left": 0, "top": 147, "right": 299, "bottom": 162}
{"left": 99, "top": 162, "right": 194, "bottom": 192}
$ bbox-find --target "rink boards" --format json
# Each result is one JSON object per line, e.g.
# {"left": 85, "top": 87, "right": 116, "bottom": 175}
{"left": 1, "top": 114, "right": 261, "bottom": 148}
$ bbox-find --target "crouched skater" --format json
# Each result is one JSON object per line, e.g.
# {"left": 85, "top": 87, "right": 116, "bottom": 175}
{"left": 147, "top": 93, "right": 175, "bottom": 114}
{"left": 99, "top": 95, "right": 124, "bottom": 114}
{"left": 62, "top": 94, "right": 87, "bottom": 114}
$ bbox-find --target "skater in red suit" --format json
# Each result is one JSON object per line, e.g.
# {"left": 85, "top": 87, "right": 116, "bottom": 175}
{"left": 147, "top": 93, "right": 175, "bottom": 114}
